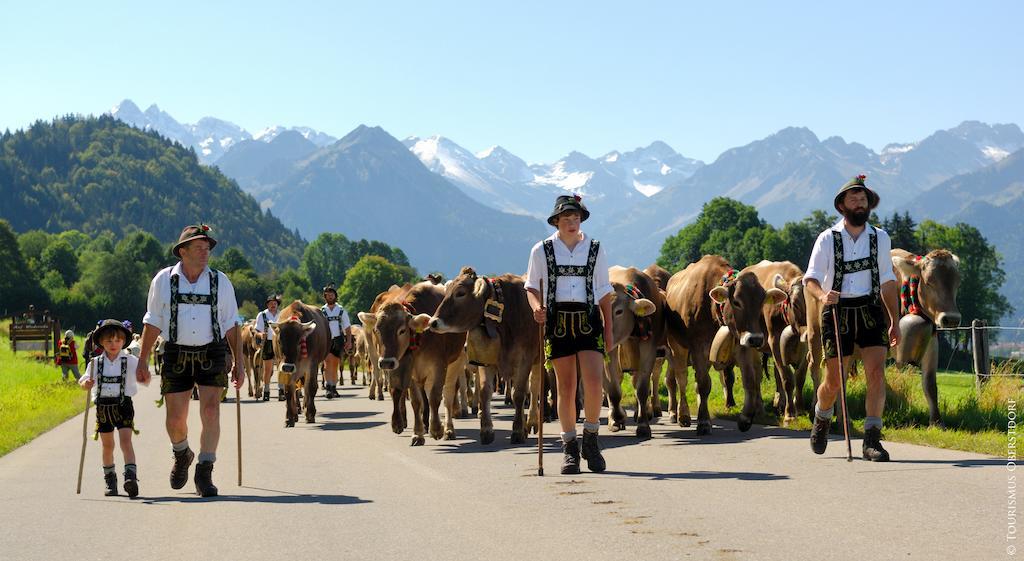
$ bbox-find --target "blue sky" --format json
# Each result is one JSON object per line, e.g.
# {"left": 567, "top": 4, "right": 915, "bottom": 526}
{"left": 1, "top": 1, "right": 1021, "bottom": 163}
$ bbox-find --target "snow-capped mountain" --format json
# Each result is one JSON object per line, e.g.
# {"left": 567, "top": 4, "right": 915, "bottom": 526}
{"left": 599, "top": 141, "right": 704, "bottom": 196}
{"left": 107, "top": 99, "right": 335, "bottom": 163}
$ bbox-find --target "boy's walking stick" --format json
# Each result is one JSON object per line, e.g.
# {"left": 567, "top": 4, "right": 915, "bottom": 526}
{"left": 830, "top": 305, "right": 853, "bottom": 462}
{"left": 76, "top": 390, "right": 91, "bottom": 494}
{"left": 537, "top": 279, "right": 545, "bottom": 477}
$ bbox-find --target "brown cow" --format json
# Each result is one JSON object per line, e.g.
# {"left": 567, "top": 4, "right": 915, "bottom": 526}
{"left": 891, "top": 248, "right": 961, "bottom": 426}
{"left": 665, "top": 255, "right": 786, "bottom": 434}
{"left": 643, "top": 264, "right": 674, "bottom": 419}
{"left": 744, "top": 260, "right": 807, "bottom": 421}
{"left": 360, "top": 282, "right": 467, "bottom": 445}
{"left": 239, "top": 320, "right": 262, "bottom": 397}
{"left": 362, "top": 285, "right": 409, "bottom": 401}
{"left": 604, "top": 266, "right": 660, "bottom": 438}
{"left": 428, "top": 268, "right": 540, "bottom": 445}
{"left": 349, "top": 324, "right": 368, "bottom": 384}
{"left": 271, "top": 301, "right": 331, "bottom": 427}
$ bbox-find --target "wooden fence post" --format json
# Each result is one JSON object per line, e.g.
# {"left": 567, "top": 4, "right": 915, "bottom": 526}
{"left": 973, "top": 319, "right": 990, "bottom": 393}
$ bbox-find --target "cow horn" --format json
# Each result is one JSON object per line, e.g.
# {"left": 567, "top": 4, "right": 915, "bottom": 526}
{"left": 473, "top": 277, "right": 488, "bottom": 299}
{"left": 773, "top": 273, "right": 788, "bottom": 293}
{"left": 630, "top": 298, "right": 656, "bottom": 317}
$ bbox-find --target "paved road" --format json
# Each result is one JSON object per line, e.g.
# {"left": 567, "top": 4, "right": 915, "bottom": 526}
{"left": 0, "top": 372, "right": 1008, "bottom": 561}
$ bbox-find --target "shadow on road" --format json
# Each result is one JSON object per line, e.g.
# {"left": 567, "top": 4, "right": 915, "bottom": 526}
{"left": 319, "top": 410, "right": 381, "bottom": 420}
{"left": 317, "top": 420, "right": 386, "bottom": 431}
{"left": 139, "top": 486, "right": 372, "bottom": 505}
{"left": 599, "top": 469, "right": 790, "bottom": 481}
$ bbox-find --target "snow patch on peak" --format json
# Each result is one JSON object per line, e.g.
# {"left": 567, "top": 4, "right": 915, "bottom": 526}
{"left": 981, "top": 145, "right": 1010, "bottom": 162}
{"left": 633, "top": 180, "right": 664, "bottom": 197}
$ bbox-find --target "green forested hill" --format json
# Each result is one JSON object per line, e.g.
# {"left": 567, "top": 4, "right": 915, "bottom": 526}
{"left": 0, "top": 116, "right": 305, "bottom": 271}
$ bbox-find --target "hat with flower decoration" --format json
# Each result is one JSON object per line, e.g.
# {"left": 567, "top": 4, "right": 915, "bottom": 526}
{"left": 172, "top": 223, "right": 217, "bottom": 258}
{"left": 547, "top": 194, "right": 591, "bottom": 226}
{"left": 833, "top": 174, "right": 880, "bottom": 212}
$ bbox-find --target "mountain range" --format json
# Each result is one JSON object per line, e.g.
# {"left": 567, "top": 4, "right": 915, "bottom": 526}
{"left": 101, "top": 100, "right": 1024, "bottom": 323}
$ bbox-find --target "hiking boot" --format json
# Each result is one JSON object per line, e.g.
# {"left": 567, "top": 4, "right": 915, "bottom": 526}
{"left": 862, "top": 427, "right": 891, "bottom": 462}
{"left": 809, "top": 414, "right": 831, "bottom": 455}
{"left": 561, "top": 439, "right": 581, "bottom": 475}
{"left": 194, "top": 461, "right": 218, "bottom": 497}
{"left": 262, "top": 389, "right": 270, "bottom": 402}
{"left": 169, "top": 447, "right": 195, "bottom": 490}
{"left": 104, "top": 472, "right": 118, "bottom": 496}
{"left": 277, "top": 391, "right": 286, "bottom": 401}
{"left": 581, "top": 431, "right": 607, "bottom": 473}
{"left": 123, "top": 469, "right": 139, "bottom": 498}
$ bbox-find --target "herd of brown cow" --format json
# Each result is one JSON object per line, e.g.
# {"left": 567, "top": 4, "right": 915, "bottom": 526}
{"left": 232, "top": 248, "right": 962, "bottom": 443}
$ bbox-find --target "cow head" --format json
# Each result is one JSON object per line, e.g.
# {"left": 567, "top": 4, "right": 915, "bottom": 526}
{"left": 270, "top": 316, "right": 317, "bottom": 373}
{"left": 372, "top": 302, "right": 431, "bottom": 371}
{"left": 709, "top": 271, "right": 787, "bottom": 348}
{"left": 429, "top": 267, "right": 486, "bottom": 334}
{"left": 774, "top": 274, "right": 808, "bottom": 329}
{"left": 609, "top": 282, "right": 656, "bottom": 348}
{"left": 892, "top": 250, "right": 962, "bottom": 328}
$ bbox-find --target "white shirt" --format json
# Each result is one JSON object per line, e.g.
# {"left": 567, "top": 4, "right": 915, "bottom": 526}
{"left": 255, "top": 308, "right": 280, "bottom": 340}
{"left": 80, "top": 353, "right": 141, "bottom": 399}
{"left": 804, "top": 220, "right": 896, "bottom": 298}
{"left": 525, "top": 232, "right": 613, "bottom": 304}
{"left": 142, "top": 263, "right": 239, "bottom": 346}
{"left": 322, "top": 304, "right": 351, "bottom": 338}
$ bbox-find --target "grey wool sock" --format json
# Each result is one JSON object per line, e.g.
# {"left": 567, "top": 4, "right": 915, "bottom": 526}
{"left": 560, "top": 430, "right": 577, "bottom": 443}
{"left": 103, "top": 465, "right": 115, "bottom": 475}
{"left": 125, "top": 463, "right": 137, "bottom": 475}
{"left": 198, "top": 452, "right": 216, "bottom": 464}
{"left": 864, "top": 416, "right": 883, "bottom": 430}
{"left": 583, "top": 421, "right": 600, "bottom": 434}
{"left": 172, "top": 439, "right": 189, "bottom": 452}
{"left": 814, "top": 404, "right": 834, "bottom": 421}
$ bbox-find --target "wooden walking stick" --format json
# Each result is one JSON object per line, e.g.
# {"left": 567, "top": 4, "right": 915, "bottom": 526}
{"left": 537, "top": 279, "right": 545, "bottom": 477}
{"left": 236, "top": 385, "right": 243, "bottom": 485}
{"left": 830, "top": 305, "right": 853, "bottom": 462}
{"left": 76, "top": 390, "right": 91, "bottom": 494}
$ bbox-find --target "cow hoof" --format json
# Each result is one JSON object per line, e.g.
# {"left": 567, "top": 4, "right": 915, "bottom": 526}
{"left": 430, "top": 430, "right": 444, "bottom": 441}
{"left": 391, "top": 424, "right": 403, "bottom": 435}
{"left": 636, "top": 425, "right": 652, "bottom": 439}
{"left": 669, "top": 413, "right": 677, "bottom": 424}
{"left": 653, "top": 409, "right": 662, "bottom": 418}
{"left": 930, "top": 419, "right": 946, "bottom": 430}
{"left": 510, "top": 432, "right": 526, "bottom": 445}
{"left": 608, "top": 422, "right": 621, "bottom": 433}
{"left": 306, "top": 416, "right": 315, "bottom": 424}
{"left": 471, "top": 406, "right": 479, "bottom": 416}
{"left": 725, "top": 399, "right": 736, "bottom": 409}
{"left": 368, "top": 393, "right": 376, "bottom": 400}
{"left": 378, "top": 393, "right": 385, "bottom": 401}
{"left": 480, "top": 430, "right": 495, "bottom": 445}
{"left": 285, "top": 420, "right": 294, "bottom": 428}
{"left": 411, "top": 436, "right": 425, "bottom": 446}
{"left": 679, "top": 416, "right": 691, "bottom": 428}
{"left": 444, "top": 430, "right": 456, "bottom": 441}
{"left": 737, "top": 416, "right": 753, "bottom": 432}
{"left": 695, "top": 421, "right": 712, "bottom": 435}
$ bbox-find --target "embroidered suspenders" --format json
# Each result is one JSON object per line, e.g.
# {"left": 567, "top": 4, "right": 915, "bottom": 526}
{"left": 321, "top": 305, "right": 345, "bottom": 334}
{"left": 831, "top": 227, "right": 880, "bottom": 305}
{"left": 95, "top": 356, "right": 128, "bottom": 405}
{"left": 169, "top": 270, "right": 221, "bottom": 343}
{"left": 542, "top": 238, "right": 601, "bottom": 336}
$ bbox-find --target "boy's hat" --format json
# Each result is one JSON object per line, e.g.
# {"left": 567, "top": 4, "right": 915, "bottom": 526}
{"left": 93, "top": 319, "right": 132, "bottom": 343}
{"left": 172, "top": 223, "right": 217, "bottom": 258}
{"left": 834, "top": 174, "right": 880, "bottom": 212}
{"left": 322, "top": 283, "right": 338, "bottom": 296}
{"left": 547, "top": 194, "right": 590, "bottom": 226}
{"left": 64, "top": 329, "right": 74, "bottom": 339}
{"left": 265, "top": 293, "right": 282, "bottom": 305}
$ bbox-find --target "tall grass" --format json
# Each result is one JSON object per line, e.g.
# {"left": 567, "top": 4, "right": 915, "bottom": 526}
{"left": 0, "top": 321, "right": 88, "bottom": 456}
{"left": 618, "top": 359, "right": 1020, "bottom": 456}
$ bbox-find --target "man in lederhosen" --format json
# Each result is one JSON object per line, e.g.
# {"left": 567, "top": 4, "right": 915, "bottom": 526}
{"left": 321, "top": 283, "right": 352, "bottom": 398}
{"left": 254, "top": 294, "right": 282, "bottom": 401}
{"left": 136, "top": 224, "right": 243, "bottom": 496}
{"left": 526, "top": 194, "right": 614, "bottom": 474}
{"left": 804, "top": 175, "right": 900, "bottom": 461}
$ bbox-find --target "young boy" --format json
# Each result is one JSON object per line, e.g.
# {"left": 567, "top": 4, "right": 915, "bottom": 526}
{"left": 56, "top": 330, "right": 80, "bottom": 382}
{"left": 79, "top": 319, "right": 145, "bottom": 497}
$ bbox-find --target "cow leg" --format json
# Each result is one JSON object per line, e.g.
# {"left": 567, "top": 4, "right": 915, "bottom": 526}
{"left": 650, "top": 354, "right": 664, "bottom": 418}
{"left": 792, "top": 346, "right": 810, "bottom": 416}
{"left": 668, "top": 343, "right": 691, "bottom": 427}
{"left": 769, "top": 334, "right": 796, "bottom": 422}
{"left": 429, "top": 377, "right": 446, "bottom": 441}
{"left": 604, "top": 352, "right": 627, "bottom": 432}
{"left": 441, "top": 361, "right": 461, "bottom": 440}
{"left": 284, "top": 378, "right": 296, "bottom": 428}
{"left": 304, "top": 365, "right": 317, "bottom": 424}
{"left": 510, "top": 363, "right": 530, "bottom": 445}
{"left": 665, "top": 355, "right": 679, "bottom": 424}
{"left": 735, "top": 346, "right": 762, "bottom": 432}
{"left": 410, "top": 382, "right": 426, "bottom": 446}
{"left": 633, "top": 346, "right": 656, "bottom": 439}
{"left": 691, "top": 346, "right": 713, "bottom": 435}
{"left": 719, "top": 364, "right": 736, "bottom": 408}
{"left": 477, "top": 366, "right": 496, "bottom": 444}
{"left": 389, "top": 371, "right": 405, "bottom": 434}
{"left": 921, "top": 335, "right": 944, "bottom": 428}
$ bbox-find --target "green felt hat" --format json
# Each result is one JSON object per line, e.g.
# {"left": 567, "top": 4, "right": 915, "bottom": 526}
{"left": 834, "top": 174, "right": 880, "bottom": 212}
